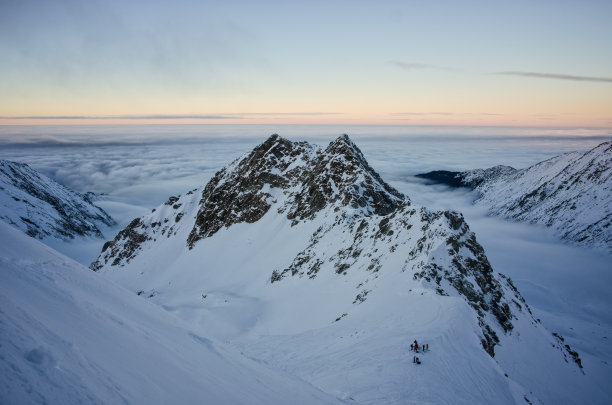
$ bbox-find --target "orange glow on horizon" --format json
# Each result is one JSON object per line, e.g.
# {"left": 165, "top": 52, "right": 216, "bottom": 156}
{"left": 1, "top": 112, "right": 611, "bottom": 128}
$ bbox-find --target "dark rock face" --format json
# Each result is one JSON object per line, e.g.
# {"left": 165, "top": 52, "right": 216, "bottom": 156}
{"left": 284, "top": 135, "right": 405, "bottom": 222}
{"left": 91, "top": 191, "right": 191, "bottom": 269}
{"left": 416, "top": 165, "right": 517, "bottom": 189}
{"left": 187, "top": 135, "right": 316, "bottom": 247}
{"left": 415, "top": 170, "right": 468, "bottom": 188}
{"left": 91, "top": 218, "right": 149, "bottom": 271}
{"left": 187, "top": 134, "right": 404, "bottom": 248}
{"left": 0, "top": 160, "right": 115, "bottom": 240}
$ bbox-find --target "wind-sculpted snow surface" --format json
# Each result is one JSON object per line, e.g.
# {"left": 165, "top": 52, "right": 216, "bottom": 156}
{"left": 417, "top": 141, "right": 612, "bottom": 252}
{"left": 92, "top": 135, "right": 597, "bottom": 404}
{"left": 0, "top": 160, "right": 114, "bottom": 241}
{"left": 0, "top": 222, "right": 344, "bottom": 405}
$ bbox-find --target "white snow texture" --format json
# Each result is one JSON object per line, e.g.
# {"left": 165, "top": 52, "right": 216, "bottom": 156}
{"left": 1, "top": 135, "right": 609, "bottom": 404}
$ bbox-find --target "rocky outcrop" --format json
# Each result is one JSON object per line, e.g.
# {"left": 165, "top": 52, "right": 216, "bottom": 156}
{"left": 91, "top": 191, "right": 196, "bottom": 270}
{"left": 272, "top": 203, "right": 521, "bottom": 357}
{"left": 186, "top": 135, "right": 316, "bottom": 246}
{"left": 415, "top": 165, "right": 517, "bottom": 189}
{"left": 186, "top": 134, "right": 404, "bottom": 247}
{"left": 0, "top": 160, "right": 115, "bottom": 241}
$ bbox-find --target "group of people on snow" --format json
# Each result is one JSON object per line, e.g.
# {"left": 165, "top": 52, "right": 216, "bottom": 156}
{"left": 411, "top": 339, "right": 428, "bottom": 365}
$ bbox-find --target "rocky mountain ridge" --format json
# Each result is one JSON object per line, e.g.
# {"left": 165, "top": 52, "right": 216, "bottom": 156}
{"left": 186, "top": 134, "right": 405, "bottom": 247}
{"left": 0, "top": 159, "right": 115, "bottom": 241}
{"left": 416, "top": 141, "right": 612, "bottom": 252}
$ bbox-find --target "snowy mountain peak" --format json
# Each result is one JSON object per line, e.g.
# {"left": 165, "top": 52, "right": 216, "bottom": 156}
{"left": 0, "top": 159, "right": 115, "bottom": 241}
{"left": 90, "top": 135, "right": 566, "bottom": 362}
{"left": 313, "top": 134, "right": 405, "bottom": 215}
{"left": 185, "top": 134, "right": 316, "bottom": 247}
{"left": 185, "top": 134, "right": 404, "bottom": 247}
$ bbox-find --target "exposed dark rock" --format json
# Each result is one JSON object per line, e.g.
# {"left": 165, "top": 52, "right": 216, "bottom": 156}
{"left": 415, "top": 170, "right": 467, "bottom": 188}
{"left": 187, "top": 135, "right": 314, "bottom": 247}
{"left": 416, "top": 166, "right": 517, "bottom": 190}
{"left": 0, "top": 160, "right": 115, "bottom": 241}
{"left": 165, "top": 196, "right": 180, "bottom": 206}
{"left": 91, "top": 218, "right": 150, "bottom": 271}
{"left": 187, "top": 134, "right": 404, "bottom": 248}
{"left": 285, "top": 135, "right": 404, "bottom": 222}
{"left": 552, "top": 332, "right": 584, "bottom": 370}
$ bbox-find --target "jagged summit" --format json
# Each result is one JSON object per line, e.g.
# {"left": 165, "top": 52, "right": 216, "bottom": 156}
{"left": 186, "top": 134, "right": 404, "bottom": 247}
{"left": 185, "top": 134, "right": 315, "bottom": 246}
{"left": 0, "top": 159, "right": 115, "bottom": 241}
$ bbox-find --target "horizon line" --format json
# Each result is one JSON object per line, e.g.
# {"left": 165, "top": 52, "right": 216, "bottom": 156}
{"left": 0, "top": 112, "right": 345, "bottom": 120}
{"left": 1, "top": 122, "right": 611, "bottom": 130}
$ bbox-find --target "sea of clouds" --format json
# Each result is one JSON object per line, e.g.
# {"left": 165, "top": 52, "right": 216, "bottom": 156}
{"left": 1, "top": 124, "right": 609, "bottom": 216}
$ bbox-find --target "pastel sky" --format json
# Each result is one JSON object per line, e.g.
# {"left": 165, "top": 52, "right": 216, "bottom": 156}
{"left": 1, "top": 0, "right": 611, "bottom": 126}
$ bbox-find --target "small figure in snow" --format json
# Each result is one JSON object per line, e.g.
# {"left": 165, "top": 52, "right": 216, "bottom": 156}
{"left": 413, "top": 356, "right": 416, "bottom": 363}
{"left": 422, "top": 344, "right": 425, "bottom": 352}
{"left": 416, "top": 357, "right": 421, "bottom": 365}
{"left": 426, "top": 343, "right": 428, "bottom": 351}
{"left": 410, "top": 343, "right": 414, "bottom": 351}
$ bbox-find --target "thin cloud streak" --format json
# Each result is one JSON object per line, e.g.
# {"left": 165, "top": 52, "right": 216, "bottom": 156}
{"left": 390, "top": 61, "right": 456, "bottom": 72}
{"left": 497, "top": 71, "right": 612, "bottom": 83}
{"left": 238, "top": 112, "right": 344, "bottom": 116}
{"left": 1, "top": 115, "right": 237, "bottom": 120}
{"left": 390, "top": 112, "right": 505, "bottom": 117}
{"left": 391, "top": 112, "right": 455, "bottom": 116}
{"left": 0, "top": 112, "right": 344, "bottom": 120}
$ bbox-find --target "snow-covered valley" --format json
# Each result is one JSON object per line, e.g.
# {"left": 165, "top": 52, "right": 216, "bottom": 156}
{"left": 1, "top": 128, "right": 611, "bottom": 404}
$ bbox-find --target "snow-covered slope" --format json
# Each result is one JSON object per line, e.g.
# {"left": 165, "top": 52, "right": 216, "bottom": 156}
{"left": 416, "top": 141, "right": 612, "bottom": 252}
{"left": 0, "top": 221, "right": 344, "bottom": 405}
{"left": 0, "top": 160, "right": 114, "bottom": 241}
{"left": 91, "top": 135, "right": 599, "bottom": 404}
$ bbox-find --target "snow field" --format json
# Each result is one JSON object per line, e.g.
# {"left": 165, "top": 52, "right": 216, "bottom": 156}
{"left": 0, "top": 222, "right": 345, "bottom": 405}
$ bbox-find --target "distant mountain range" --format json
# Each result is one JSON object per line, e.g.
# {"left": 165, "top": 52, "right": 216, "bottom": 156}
{"left": 0, "top": 160, "right": 115, "bottom": 241}
{"left": 89, "top": 135, "right": 591, "bottom": 404}
{"left": 417, "top": 141, "right": 611, "bottom": 252}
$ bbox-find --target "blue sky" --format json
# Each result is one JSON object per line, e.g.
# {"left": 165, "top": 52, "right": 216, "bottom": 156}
{"left": 1, "top": 0, "right": 611, "bottom": 126}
